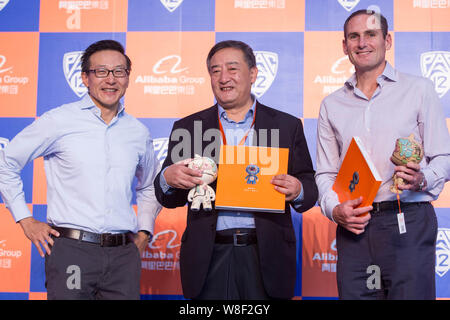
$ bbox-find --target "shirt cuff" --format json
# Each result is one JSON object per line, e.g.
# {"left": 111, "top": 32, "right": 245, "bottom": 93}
{"left": 137, "top": 202, "right": 162, "bottom": 235}
{"left": 160, "top": 167, "right": 176, "bottom": 194}
{"left": 7, "top": 197, "right": 32, "bottom": 223}
{"left": 291, "top": 183, "right": 305, "bottom": 209}
{"left": 320, "top": 191, "right": 340, "bottom": 223}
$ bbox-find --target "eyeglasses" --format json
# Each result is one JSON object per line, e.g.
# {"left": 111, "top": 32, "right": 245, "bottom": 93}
{"left": 86, "top": 68, "right": 130, "bottom": 78}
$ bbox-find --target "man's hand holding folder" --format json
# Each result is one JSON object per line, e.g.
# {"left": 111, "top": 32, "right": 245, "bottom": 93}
{"left": 332, "top": 196, "right": 373, "bottom": 235}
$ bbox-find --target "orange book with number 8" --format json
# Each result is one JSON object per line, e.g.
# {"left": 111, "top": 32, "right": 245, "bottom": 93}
{"left": 332, "top": 137, "right": 382, "bottom": 213}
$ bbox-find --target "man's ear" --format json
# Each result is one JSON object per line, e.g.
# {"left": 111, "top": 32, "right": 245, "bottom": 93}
{"left": 250, "top": 66, "right": 258, "bottom": 85}
{"left": 385, "top": 33, "right": 392, "bottom": 51}
{"left": 342, "top": 38, "right": 349, "bottom": 56}
{"left": 81, "top": 71, "right": 89, "bottom": 88}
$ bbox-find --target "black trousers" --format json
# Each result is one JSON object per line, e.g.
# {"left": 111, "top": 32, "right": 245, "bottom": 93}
{"left": 336, "top": 202, "right": 437, "bottom": 300}
{"left": 196, "top": 228, "right": 270, "bottom": 300}
{"left": 45, "top": 236, "right": 141, "bottom": 300}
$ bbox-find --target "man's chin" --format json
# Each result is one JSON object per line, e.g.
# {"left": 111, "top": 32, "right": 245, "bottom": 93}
{"left": 353, "top": 59, "right": 386, "bottom": 73}
{"left": 215, "top": 98, "right": 237, "bottom": 109}
{"left": 90, "top": 95, "right": 121, "bottom": 111}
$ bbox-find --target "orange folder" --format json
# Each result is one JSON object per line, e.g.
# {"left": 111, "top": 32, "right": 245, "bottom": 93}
{"left": 333, "top": 137, "right": 382, "bottom": 208}
{"left": 215, "top": 145, "right": 289, "bottom": 213}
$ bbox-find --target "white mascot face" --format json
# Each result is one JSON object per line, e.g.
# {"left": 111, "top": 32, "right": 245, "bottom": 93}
{"left": 188, "top": 155, "right": 218, "bottom": 185}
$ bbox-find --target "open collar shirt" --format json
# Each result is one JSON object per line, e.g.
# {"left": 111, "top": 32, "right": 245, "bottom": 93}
{"left": 0, "top": 94, "right": 162, "bottom": 234}
{"left": 315, "top": 62, "right": 450, "bottom": 221}
{"left": 160, "top": 96, "right": 305, "bottom": 230}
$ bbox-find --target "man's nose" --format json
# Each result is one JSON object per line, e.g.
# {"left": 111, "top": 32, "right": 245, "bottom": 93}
{"left": 358, "top": 36, "right": 368, "bottom": 48}
{"left": 105, "top": 72, "right": 116, "bottom": 83}
{"left": 219, "top": 70, "right": 230, "bottom": 83}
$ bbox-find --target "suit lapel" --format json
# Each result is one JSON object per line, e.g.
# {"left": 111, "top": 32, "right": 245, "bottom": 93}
{"left": 253, "top": 101, "right": 277, "bottom": 147}
{"left": 200, "top": 101, "right": 278, "bottom": 151}
{"left": 198, "top": 104, "right": 220, "bottom": 130}
{"left": 195, "top": 104, "right": 221, "bottom": 161}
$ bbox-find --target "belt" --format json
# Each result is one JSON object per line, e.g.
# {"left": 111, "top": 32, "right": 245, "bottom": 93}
{"left": 215, "top": 229, "right": 257, "bottom": 247}
{"left": 370, "top": 201, "right": 429, "bottom": 214}
{"left": 52, "top": 226, "right": 134, "bottom": 247}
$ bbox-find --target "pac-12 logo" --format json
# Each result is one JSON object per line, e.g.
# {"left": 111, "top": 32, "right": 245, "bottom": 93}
{"left": 153, "top": 137, "right": 169, "bottom": 165}
{"left": 160, "top": 0, "right": 184, "bottom": 13}
{"left": 0, "top": 0, "right": 9, "bottom": 12}
{"left": 252, "top": 51, "right": 278, "bottom": 99}
{"left": 0, "top": 137, "right": 9, "bottom": 150}
{"left": 337, "top": 0, "right": 360, "bottom": 12}
{"left": 63, "top": 51, "right": 87, "bottom": 98}
{"left": 420, "top": 51, "right": 450, "bottom": 98}
{"left": 0, "top": 55, "right": 13, "bottom": 74}
{"left": 436, "top": 228, "right": 450, "bottom": 277}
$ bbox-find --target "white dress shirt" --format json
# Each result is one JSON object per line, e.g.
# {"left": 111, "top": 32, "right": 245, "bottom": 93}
{"left": 0, "top": 94, "right": 162, "bottom": 234}
{"left": 315, "top": 62, "right": 450, "bottom": 221}
{"left": 160, "top": 97, "right": 305, "bottom": 230}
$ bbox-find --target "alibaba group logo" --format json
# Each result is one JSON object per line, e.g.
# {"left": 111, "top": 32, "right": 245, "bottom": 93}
{"left": 152, "top": 55, "right": 189, "bottom": 75}
{"left": 331, "top": 56, "right": 355, "bottom": 75}
{"left": 330, "top": 239, "right": 337, "bottom": 251}
{"left": 150, "top": 230, "right": 181, "bottom": 249}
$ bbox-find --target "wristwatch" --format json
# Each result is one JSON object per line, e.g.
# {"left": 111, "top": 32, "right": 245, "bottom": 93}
{"left": 138, "top": 230, "right": 153, "bottom": 242}
{"left": 418, "top": 173, "right": 426, "bottom": 191}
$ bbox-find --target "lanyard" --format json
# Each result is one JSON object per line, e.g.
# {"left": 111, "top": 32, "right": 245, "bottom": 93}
{"left": 396, "top": 191, "right": 402, "bottom": 214}
{"left": 218, "top": 106, "right": 257, "bottom": 146}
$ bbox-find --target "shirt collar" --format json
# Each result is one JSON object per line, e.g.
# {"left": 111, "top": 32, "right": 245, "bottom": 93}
{"left": 218, "top": 94, "right": 256, "bottom": 123}
{"left": 380, "top": 62, "right": 398, "bottom": 82}
{"left": 79, "top": 94, "right": 125, "bottom": 116}
{"left": 345, "top": 61, "right": 398, "bottom": 89}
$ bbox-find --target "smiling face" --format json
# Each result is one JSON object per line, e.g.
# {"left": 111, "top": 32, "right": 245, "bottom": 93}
{"left": 208, "top": 47, "right": 257, "bottom": 111}
{"left": 343, "top": 13, "right": 392, "bottom": 74}
{"left": 81, "top": 49, "right": 129, "bottom": 111}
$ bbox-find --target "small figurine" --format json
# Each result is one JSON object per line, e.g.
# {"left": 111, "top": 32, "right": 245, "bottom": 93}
{"left": 187, "top": 155, "right": 218, "bottom": 211}
{"left": 390, "top": 134, "right": 424, "bottom": 194}
{"left": 245, "top": 164, "right": 260, "bottom": 184}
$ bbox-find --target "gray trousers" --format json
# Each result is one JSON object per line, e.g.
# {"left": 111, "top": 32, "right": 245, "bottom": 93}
{"left": 196, "top": 229, "right": 270, "bottom": 300}
{"left": 336, "top": 202, "right": 437, "bottom": 300}
{"left": 45, "top": 236, "right": 141, "bottom": 300}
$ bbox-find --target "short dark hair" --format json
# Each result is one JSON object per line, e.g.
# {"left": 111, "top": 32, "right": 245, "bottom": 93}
{"left": 81, "top": 39, "right": 131, "bottom": 73}
{"left": 206, "top": 40, "right": 256, "bottom": 70}
{"left": 343, "top": 9, "right": 388, "bottom": 39}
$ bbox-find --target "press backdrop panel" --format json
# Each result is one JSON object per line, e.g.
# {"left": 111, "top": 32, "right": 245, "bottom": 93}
{"left": 0, "top": 0, "right": 449, "bottom": 300}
